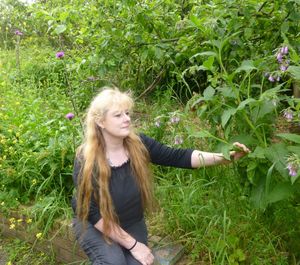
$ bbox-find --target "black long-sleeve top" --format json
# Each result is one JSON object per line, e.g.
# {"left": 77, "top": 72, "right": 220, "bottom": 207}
{"left": 71, "top": 134, "right": 194, "bottom": 228}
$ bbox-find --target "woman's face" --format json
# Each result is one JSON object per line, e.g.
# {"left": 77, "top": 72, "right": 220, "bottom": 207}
{"left": 99, "top": 106, "right": 131, "bottom": 139}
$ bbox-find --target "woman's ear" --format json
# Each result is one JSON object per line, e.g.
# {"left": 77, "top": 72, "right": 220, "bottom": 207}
{"left": 95, "top": 117, "right": 105, "bottom": 129}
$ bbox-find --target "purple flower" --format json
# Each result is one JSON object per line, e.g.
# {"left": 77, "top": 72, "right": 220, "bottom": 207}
{"left": 56, "top": 51, "right": 65, "bottom": 59}
{"left": 15, "top": 30, "right": 23, "bottom": 36}
{"left": 281, "top": 46, "right": 288, "bottom": 55}
{"left": 268, "top": 75, "right": 275, "bottom": 82}
{"left": 287, "top": 163, "right": 297, "bottom": 177}
{"left": 65, "top": 112, "right": 75, "bottom": 120}
{"left": 174, "top": 135, "right": 183, "bottom": 145}
{"left": 283, "top": 110, "right": 293, "bottom": 122}
{"left": 280, "top": 64, "right": 288, "bottom": 72}
{"left": 276, "top": 52, "right": 283, "bottom": 63}
{"left": 170, "top": 116, "right": 180, "bottom": 124}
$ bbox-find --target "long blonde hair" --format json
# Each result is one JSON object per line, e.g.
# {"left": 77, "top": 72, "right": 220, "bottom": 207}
{"left": 76, "top": 87, "right": 154, "bottom": 237}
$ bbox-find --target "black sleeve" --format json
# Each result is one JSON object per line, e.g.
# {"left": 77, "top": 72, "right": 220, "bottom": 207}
{"left": 140, "top": 133, "right": 194, "bottom": 168}
{"left": 71, "top": 156, "right": 102, "bottom": 225}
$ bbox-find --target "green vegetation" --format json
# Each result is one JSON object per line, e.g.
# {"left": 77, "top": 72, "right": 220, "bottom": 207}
{"left": 0, "top": 0, "right": 300, "bottom": 264}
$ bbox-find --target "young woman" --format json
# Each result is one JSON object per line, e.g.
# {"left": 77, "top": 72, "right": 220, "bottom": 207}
{"left": 71, "top": 87, "right": 250, "bottom": 265}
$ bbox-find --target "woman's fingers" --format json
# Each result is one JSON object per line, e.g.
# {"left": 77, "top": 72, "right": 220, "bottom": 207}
{"left": 233, "top": 142, "right": 251, "bottom": 153}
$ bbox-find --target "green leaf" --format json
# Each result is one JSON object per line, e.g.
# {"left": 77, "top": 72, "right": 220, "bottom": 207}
{"left": 266, "top": 182, "right": 294, "bottom": 203}
{"left": 202, "top": 56, "right": 215, "bottom": 71}
{"left": 276, "top": 133, "right": 300, "bottom": 144}
{"left": 54, "top": 24, "right": 67, "bottom": 34}
{"left": 264, "top": 143, "right": 289, "bottom": 179}
{"left": 237, "top": 98, "right": 256, "bottom": 111}
{"left": 235, "top": 60, "right": 257, "bottom": 73}
{"left": 287, "top": 66, "right": 300, "bottom": 80}
{"left": 287, "top": 146, "right": 300, "bottom": 156}
{"left": 203, "top": 86, "right": 215, "bottom": 100}
{"left": 221, "top": 108, "right": 236, "bottom": 128}
{"left": 248, "top": 146, "right": 265, "bottom": 159}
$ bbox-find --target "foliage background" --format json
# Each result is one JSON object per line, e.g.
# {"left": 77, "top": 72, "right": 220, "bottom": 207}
{"left": 1, "top": 0, "right": 300, "bottom": 264}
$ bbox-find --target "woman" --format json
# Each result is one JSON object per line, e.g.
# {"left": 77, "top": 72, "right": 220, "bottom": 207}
{"left": 71, "top": 87, "right": 250, "bottom": 265}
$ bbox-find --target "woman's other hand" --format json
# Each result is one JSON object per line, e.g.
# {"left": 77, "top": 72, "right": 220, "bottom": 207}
{"left": 130, "top": 241, "right": 154, "bottom": 265}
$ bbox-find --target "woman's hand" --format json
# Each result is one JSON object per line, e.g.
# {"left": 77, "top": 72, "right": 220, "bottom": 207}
{"left": 130, "top": 241, "right": 154, "bottom": 265}
{"left": 230, "top": 142, "right": 251, "bottom": 161}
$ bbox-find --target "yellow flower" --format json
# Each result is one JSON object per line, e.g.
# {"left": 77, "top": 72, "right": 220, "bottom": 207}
{"left": 1, "top": 202, "right": 4, "bottom": 206}
{"left": 1, "top": 139, "right": 6, "bottom": 144}
{"left": 17, "top": 219, "right": 23, "bottom": 223}
{"left": 36, "top": 232, "right": 43, "bottom": 239}
{"left": 15, "top": 102, "right": 20, "bottom": 105}
{"left": 32, "top": 179, "right": 37, "bottom": 185}
{"left": 6, "top": 261, "right": 12, "bottom": 265}
{"left": 9, "top": 217, "right": 15, "bottom": 223}
{"left": 9, "top": 224, "right": 15, "bottom": 230}
{"left": 3, "top": 155, "right": 6, "bottom": 160}
{"left": 8, "top": 129, "right": 12, "bottom": 133}
{"left": 26, "top": 218, "right": 32, "bottom": 224}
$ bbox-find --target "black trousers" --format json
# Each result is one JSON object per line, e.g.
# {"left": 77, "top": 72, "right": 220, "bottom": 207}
{"left": 72, "top": 218, "right": 148, "bottom": 265}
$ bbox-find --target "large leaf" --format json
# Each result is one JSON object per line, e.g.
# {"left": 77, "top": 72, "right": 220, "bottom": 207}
{"left": 266, "top": 182, "right": 294, "bottom": 203}
{"left": 276, "top": 133, "right": 300, "bottom": 144}
{"left": 221, "top": 108, "right": 236, "bottom": 128}
{"left": 235, "top": 60, "right": 257, "bottom": 73}
{"left": 287, "top": 66, "right": 300, "bottom": 80}
{"left": 203, "top": 86, "right": 215, "bottom": 100}
{"left": 54, "top": 24, "right": 67, "bottom": 34}
{"left": 237, "top": 98, "right": 256, "bottom": 111}
{"left": 264, "top": 143, "right": 289, "bottom": 179}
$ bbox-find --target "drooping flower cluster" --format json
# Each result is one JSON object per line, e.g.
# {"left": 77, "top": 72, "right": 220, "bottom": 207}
{"left": 266, "top": 45, "right": 290, "bottom": 82}
{"left": 276, "top": 46, "right": 289, "bottom": 72}
{"left": 286, "top": 154, "right": 300, "bottom": 183}
{"left": 287, "top": 163, "right": 298, "bottom": 177}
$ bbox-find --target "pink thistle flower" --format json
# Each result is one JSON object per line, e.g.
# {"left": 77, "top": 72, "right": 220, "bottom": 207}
{"left": 56, "top": 51, "right": 65, "bottom": 59}
{"left": 65, "top": 112, "right": 75, "bottom": 120}
{"left": 15, "top": 30, "right": 23, "bottom": 36}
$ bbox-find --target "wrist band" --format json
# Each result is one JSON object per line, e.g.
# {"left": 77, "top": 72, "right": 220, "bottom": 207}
{"left": 128, "top": 239, "right": 137, "bottom": 251}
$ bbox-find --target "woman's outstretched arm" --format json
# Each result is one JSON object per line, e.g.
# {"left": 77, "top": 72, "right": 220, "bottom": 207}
{"left": 191, "top": 142, "right": 251, "bottom": 168}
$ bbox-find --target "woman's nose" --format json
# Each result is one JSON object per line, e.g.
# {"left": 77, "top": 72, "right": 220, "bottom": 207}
{"left": 123, "top": 112, "right": 130, "bottom": 121}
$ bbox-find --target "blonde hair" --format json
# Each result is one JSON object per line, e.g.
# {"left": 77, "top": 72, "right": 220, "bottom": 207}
{"left": 76, "top": 87, "right": 154, "bottom": 237}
